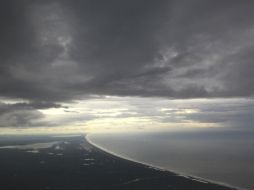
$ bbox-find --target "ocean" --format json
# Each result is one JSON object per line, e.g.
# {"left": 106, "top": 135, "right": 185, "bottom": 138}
{"left": 88, "top": 130, "right": 254, "bottom": 190}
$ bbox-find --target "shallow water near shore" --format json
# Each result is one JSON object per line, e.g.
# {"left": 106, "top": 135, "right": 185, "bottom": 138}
{"left": 88, "top": 130, "right": 254, "bottom": 190}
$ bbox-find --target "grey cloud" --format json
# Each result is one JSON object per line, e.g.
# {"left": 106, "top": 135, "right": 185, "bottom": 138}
{"left": 15, "top": 102, "right": 66, "bottom": 110}
{"left": 159, "top": 99, "right": 254, "bottom": 130}
{"left": 1, "top": 1, "right": 254, "bottom": 128}
{"left": 1, "top": 0, "right": 254, "bottom": 103}
{"left": 0, "top": 102, "right": 44, "bottom": 127}
{"left": 0, "top": 100, "right": 68, "bottom": 128}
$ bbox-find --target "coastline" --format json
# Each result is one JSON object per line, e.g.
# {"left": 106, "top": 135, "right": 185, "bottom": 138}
{"left": 85, "top": 134, "right": 244, "bottom": 190}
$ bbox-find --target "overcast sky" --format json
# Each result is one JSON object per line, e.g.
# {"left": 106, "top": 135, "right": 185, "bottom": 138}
{"left": 1, "top": 0, "right": 254, "bottom": 133}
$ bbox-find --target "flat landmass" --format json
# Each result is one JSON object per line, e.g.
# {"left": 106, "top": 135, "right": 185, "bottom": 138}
{"left": 0, "top": 135, "right": 237, "bottom": 190}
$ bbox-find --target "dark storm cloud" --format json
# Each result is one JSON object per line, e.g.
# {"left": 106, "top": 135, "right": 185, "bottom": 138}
{"left": 1, "top": 1, "right": 254, "bottom": 103}
{"left": 1, "top": 1, "right": 254, "bottom": 130}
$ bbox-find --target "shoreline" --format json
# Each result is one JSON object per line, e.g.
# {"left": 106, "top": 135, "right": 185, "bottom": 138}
{"left": 85, "top": 134, "right": 245, "bottom": 190}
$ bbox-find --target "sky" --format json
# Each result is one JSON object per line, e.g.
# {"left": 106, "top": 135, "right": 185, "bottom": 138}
{"left": 1, "top": 0, "right": 254, "bottom": 134}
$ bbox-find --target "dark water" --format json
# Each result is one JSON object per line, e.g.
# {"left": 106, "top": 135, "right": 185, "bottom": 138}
{"left": 88, "top": 130, "right": 254, "bottom": 190}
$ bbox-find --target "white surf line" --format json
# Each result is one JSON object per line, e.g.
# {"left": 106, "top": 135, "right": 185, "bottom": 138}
{"left": 189, "top": 177, "right": 209, "bottom": 184}
{"left": 85, "top": 134, "right": 244, "bottom": 190}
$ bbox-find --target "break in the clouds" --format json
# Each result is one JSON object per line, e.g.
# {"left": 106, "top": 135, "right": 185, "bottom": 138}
{"left": 1, "top": 0, "right": 254, "bottom": 130}
{"left": 1, "top": 97, "right": 254, "bottom": 132}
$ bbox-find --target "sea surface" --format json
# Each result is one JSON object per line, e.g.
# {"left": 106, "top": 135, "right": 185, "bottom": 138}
{"left": 88, "top": 130, "right": 254, "bottom": 190}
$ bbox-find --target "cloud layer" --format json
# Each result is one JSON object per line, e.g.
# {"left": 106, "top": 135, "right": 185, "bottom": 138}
{"left": 1, "top": 1, "right": 254, "bottom": 130}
